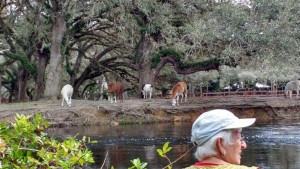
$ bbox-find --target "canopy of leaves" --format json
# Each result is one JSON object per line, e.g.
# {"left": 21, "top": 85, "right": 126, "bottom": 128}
{"left": 1, "top": 0, "right": 300, "bottom": 98}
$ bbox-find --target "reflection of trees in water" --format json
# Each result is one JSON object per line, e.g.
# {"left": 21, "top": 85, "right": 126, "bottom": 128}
{"left": 244, "top": 144, "right": 300, "bottom": 169}
{"left": 49, "top": 122, "right": 300, "bottom": 168}
{"left": 172, "top": 144, "right": 194, "bottom": 163}
{"left": 107, "top": 145, "right": 129, "bottom": 168}
{"left": 89, "top": 141, "right": 300, "bottom": 169}
{"left": 144, "top": 146, "right": 157, "bottom": 163}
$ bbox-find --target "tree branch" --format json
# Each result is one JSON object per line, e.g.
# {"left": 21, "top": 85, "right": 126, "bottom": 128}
{"left": 156, "top": 56, "right": 221, "bottom": 75}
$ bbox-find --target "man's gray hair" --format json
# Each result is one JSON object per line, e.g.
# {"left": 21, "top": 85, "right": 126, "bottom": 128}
{"left": 193, "top": 129, "right": 239, "bottom": 161}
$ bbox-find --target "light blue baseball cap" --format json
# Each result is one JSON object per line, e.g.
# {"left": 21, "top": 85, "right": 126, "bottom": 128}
{"left": 191, "top": 109, "right": 256, "bottom": 146}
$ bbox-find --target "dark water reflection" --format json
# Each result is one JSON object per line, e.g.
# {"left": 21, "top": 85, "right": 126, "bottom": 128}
{"left": 46, "top": 120, "right": 300, "bottom": 169}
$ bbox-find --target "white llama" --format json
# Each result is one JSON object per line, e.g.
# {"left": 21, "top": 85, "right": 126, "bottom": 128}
{"left": 285, "top": 80, "right": 300, "bottom": 98}
{"left": 61, "top": 84, "right": 73, "bottom": 106}
{"left": 142, "top": 84, "right": 153, "bottom": 99}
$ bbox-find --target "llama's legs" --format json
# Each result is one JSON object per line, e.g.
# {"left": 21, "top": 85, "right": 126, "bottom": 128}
{"left": 149, "top": 92, "right": 152, "bottom": 99}
{"left": 68, "top": 96, "right": 72, "bottom": 106}
{"left": 176, "top": 95, "right": 180, "bottom": 106}
{"left": 110, "top": 94, "right": 114, "bottom": 103}
{"left": 172, "top": 99, "right": 176, "bottom": 106}
{"left": 180, "top": 94, "right": 184, "bottom": 102}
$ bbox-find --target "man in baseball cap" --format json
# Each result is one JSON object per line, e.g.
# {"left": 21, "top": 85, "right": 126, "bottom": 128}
{"left": 185, "top": 109, "right": 258, "bottom": 169}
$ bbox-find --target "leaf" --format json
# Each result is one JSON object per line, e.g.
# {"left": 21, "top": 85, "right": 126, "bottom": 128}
{"left": 163, "top": 142, "right": 170, "bottom": 152}
{"left": 156, "top": 149, "right": 165, "bottom": 157}
{"left": 141, "top": 162, "right": 148, "bottom": 168}
{"left": 166, "top": 147, "right": 172, "bottom": 153}
{"left": 132, "top": 158, "right": 140, "bottom": 166}
{"left": 70, "top": 156, "right": 80, "bottom": 165}
{"left": 129, "top": 158, "right": 147, "bottom": 169}
{"left": 28, "top": 157, "right": 41, "bottom": 164}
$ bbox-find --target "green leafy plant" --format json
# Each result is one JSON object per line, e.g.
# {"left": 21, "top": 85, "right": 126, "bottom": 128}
{"left": 0, "top": 114, "right": 95, "bottom": 168}
{"left": 156, "top": 141, "right": 194, "bottom": 169}
{"left": 129, "top": 158, "right": 147, "bottom": 169}
{"left": 157, "top": 142, "right": 173, "bottom": 169}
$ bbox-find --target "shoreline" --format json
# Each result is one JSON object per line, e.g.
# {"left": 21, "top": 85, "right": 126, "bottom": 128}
{"left": 1, "top": 97, "right": 300, "bottom": 126}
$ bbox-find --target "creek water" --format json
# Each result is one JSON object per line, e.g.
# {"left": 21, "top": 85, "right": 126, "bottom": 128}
{"left": 46, "top": 119, "right": 300, "bottom": 169}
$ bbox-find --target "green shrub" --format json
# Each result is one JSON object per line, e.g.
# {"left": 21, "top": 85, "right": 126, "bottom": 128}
{"left": 0, "top": 114, "right": 95, "bottom": 169}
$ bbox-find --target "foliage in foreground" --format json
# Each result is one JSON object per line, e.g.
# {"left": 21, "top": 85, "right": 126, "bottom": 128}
{"left": 0, "top": 114, "right": 188, "bottom": 169}
{"left": 128, "top": 142, "right": 174, "bottom": 169}
{"left": 129, "top": 141, "right": 195, "bottom": 169}
{"left": 0, "top": 114, "right": 95, "bottom": 169}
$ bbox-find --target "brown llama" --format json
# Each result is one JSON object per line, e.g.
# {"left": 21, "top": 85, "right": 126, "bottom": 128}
{"left": 171, "top": 82, "right": 188, "bottom": 106}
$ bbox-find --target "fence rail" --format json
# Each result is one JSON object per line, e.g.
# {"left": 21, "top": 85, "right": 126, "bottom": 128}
{"left": 157, "top": 89, "right": 288, "bottom": 98}
{"left": 198, "top": 90, "right": 285, "bottom": 98}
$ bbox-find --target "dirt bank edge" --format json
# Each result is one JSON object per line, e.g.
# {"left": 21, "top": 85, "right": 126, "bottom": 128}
{"left": 1, "top": 97, "right": 300, "bottom": 126}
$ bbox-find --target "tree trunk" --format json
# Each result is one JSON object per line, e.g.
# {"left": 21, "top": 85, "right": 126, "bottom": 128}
{"left": 44, "top": 12, "right": 66, "bottom": 99}
{"left": 0, "top": 69, "right": 2, "bottom": 103}
{"left": 137, "top": 37, "right": 156, "bottom": 94}
{"left": 69, "top": 43, "right": 84, "bottom": 99}
{"left": 34, "top": 52, "right": 48, "bottom": 100}
{"left": 18, "top": 69, "right": 28, "bottom": 101}
{"left": 9, "top": 78, "right": 17, "bottom": 102}
{"left": 70, "top": 43, "right": 83, "bottom": 85}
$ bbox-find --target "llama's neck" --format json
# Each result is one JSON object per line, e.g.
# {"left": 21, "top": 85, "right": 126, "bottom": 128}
{"left": 171, "top": 92, "right": 178, "bottom": 99}
{"left": 101, "top": 82, "right": 108, "bottom": 90}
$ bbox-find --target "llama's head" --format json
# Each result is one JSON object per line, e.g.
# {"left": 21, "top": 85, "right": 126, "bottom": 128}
{"left": 100, "top": 79, "right": 108, "bottom": 90}
{"left": 141, "top": 89, "right": 145, "bottom": 95}
{"left": 171, "top": 99, "right": 176, "bottom": 106}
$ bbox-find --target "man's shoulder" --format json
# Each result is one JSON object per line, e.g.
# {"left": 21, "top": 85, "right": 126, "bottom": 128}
{"left": 183, "top": 164, "right": 258, "bottom": 169}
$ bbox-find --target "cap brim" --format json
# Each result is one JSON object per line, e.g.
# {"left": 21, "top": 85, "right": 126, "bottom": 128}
{"left": 224, "top": 118, "right": 256, "bottom": 129}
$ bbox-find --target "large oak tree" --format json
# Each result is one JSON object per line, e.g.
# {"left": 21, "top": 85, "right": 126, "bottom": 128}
{"left": 1, "top": 0, "right": 300, "bottom": 101}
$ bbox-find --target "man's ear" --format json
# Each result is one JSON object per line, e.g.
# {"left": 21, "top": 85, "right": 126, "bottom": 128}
{"left": 216, "top": 137, "right": 226, "bottom": 155}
